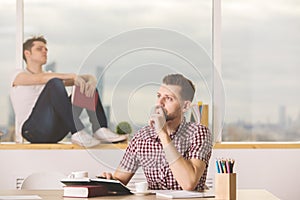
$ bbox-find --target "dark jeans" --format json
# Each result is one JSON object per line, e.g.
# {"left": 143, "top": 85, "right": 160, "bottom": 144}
{"left": 22, "top": 78, "right": 107, "bottom": 143}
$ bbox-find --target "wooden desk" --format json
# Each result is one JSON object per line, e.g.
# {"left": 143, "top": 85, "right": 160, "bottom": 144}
{"left": 0, "top": 189, "right": 279, "bottom": 200}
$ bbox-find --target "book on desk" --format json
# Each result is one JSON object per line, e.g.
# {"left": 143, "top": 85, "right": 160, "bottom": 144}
{"left": 61, "top": 178, "right": 132, "bottom": 195}
{"left": 63, "top": 185, "right": 108, "bottom": 198}
{"left": 61, "top": 178, "right": 214, "bottom": 198}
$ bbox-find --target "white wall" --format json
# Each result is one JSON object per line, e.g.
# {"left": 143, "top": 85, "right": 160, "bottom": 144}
{"left": 211, "top": 149, "right": 300, "bottom": 200}
{"left": 0, "top": 149, "right": 299, "bottom": 200}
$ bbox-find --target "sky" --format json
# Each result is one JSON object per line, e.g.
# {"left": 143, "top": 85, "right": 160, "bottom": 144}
{"left": 222, "top": 0, "right": 300, "bottom": 124}
{"left": 0, "top": 0, "right": 300, "bottom": 128}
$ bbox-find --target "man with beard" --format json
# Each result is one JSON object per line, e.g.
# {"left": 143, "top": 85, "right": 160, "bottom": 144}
{"left": 101, "top": 74, "right": 212, "bottom": 191}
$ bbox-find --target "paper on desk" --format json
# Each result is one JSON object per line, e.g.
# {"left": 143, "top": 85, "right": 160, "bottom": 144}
{"left": 155, "top": 190, "right": 215, "bottom": 199}
{"left": 0, "top": 195, "right": 42, "bottom": 200}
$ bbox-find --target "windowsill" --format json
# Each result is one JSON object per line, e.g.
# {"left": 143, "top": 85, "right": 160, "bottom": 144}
{"left": 0, "top": 142, "right": 128, "bottom": 150}
{"left": 1, "top": 141, "right": 300, "bottom": 149}
{"left": 213, "top": 142, "right": 300, "bottom": 149}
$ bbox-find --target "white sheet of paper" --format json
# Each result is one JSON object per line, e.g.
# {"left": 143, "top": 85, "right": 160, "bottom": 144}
{"left": 0, "top": 195, "right": 42, "bottom": 200}
{"left": 155, "top": 190, "right": 215, "bottom": 199}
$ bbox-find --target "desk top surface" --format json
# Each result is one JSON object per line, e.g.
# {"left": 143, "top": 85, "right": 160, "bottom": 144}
{"left": 0, "top": 189, "right": 279, "bottom": 200}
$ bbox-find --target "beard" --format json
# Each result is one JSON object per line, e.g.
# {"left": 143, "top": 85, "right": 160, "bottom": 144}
{"left": 164, "top": 107, "right": 182, "bottom": 122}
{"left": 166, "top": 113, "right": 175, "bottom": 121}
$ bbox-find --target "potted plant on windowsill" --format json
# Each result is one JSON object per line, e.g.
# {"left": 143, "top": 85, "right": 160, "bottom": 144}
{"left": 116, "top": 121, "right": 132, "bottom": 137}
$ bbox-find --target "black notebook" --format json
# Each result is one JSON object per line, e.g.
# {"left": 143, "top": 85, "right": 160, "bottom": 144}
{"left": 61, "top": 178, "right": 132, "bottom": 195}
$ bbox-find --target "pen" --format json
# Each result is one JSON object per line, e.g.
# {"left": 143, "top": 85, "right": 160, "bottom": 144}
{"left": 230, "top": 159, "right": 235, "bottom": 173}
{"left": 216, "top": 158, "right": 235, "bottom": 173}
{"left": 216, "top": 159, "right": 221, "bottom": 173}
{"left": 219, "top": 160, "right": 224, "bottom": 173}
{"left": 221, "top": 159, "right": 227, "bottom": 173}
{"left": 226, "top": 159, "right": 231, "bottom": 173}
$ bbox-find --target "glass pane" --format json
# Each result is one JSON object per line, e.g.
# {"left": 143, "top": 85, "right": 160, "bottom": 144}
{"left": 24, "top": 0, "right": 212, "bottom": 138}
{"left": 222, "top": 0, "right": 300, "bottom": 141}
{"left": 0, "top": 1, "right": 15, "bottom": 142}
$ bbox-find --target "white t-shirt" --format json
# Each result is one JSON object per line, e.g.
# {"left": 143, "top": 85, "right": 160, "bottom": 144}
{"left": 10, "top": 69, "right": 45, "bottom": 143}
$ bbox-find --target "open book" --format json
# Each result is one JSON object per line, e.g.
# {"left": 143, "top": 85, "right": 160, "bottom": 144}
{"left": 71, "top": 85, "right": 98, "bottom": 111}
{"left": 61, "top": 178, "right": 132, "bottom": 195}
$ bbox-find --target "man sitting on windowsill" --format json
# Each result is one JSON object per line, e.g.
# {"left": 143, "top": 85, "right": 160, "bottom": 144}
{"left": 10, "top": 36, "right": 127, "bottom": 147}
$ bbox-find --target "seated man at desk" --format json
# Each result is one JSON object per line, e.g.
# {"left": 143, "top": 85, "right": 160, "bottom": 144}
{"left": 10, "top": 36, "right": 126, "bottom": 147}
{"left": 102, "top": 74, "right": 212, "bottom": 191}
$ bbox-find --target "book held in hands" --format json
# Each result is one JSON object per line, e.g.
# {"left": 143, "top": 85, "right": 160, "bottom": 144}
{"left": 63, "top": 185, "right": 108, "bottom": 198}
{"left": 71, "top": 85, "right": 98, "bottom": 111}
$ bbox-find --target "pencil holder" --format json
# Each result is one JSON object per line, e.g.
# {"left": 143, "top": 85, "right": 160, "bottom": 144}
{"left": 215, "top": 173, "right": 236, "bottom": 200}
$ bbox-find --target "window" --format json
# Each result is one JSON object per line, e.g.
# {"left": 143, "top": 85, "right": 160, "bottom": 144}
{"left": 0, "top": 1, "right": 15, "bottom": 142}
{"left": 1, "top": 0, "right": 212, "bottom": 142}
{"left": 222, "top": 0, "right": 300, "bottom": 141}
{"left": 6, "top": 0, "right": 298, "bottom": 144}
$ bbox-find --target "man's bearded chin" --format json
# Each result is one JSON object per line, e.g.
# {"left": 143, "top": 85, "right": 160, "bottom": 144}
{"left": 162, "top": 108, "right": 181, "bottom": 122}
{"left": 165, "top": 114, "right": 175, "bottom": 121}
{"left": 161, "top": 108, "right": 172, "bottom": 121}
{"left": 164, "top": 107, "right": 181, "bottom": 122}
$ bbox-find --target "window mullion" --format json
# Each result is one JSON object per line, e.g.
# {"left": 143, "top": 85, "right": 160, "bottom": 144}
{"left": 212, "top": 0, "right": 223, "bottom": 143}
{"left": 16, "top": 0, "right": 24, "bottom": 70}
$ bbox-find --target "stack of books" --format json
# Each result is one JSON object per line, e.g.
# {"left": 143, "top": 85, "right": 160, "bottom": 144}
{"left": 61, "top": 177, "right": 132, "bottom": 197}
{"left": 190, "top": 101, "right": 209, "bottom": 127}
{"left": 63, "top": 185, "right": 108, "bottom": 198}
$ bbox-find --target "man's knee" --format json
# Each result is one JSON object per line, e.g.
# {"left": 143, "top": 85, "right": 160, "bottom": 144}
{"left": 47, "top": 78, "right": 63, "bottom": 85}
{"left": 46, "top": 78, "right": 65, "bottom": 90}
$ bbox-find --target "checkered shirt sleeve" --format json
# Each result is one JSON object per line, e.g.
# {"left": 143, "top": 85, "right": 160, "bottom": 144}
{"left": 119, "top": 134, "right": 140, "bottom": 173}
{"left": 187, "top": 124, "right": 212, "bottom": 165}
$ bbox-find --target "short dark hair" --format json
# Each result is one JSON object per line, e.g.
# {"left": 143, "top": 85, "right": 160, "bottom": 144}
{"left": 23, "top": 36, "right": 47, "bottom": 63}
{"left": 162, "top": 74, "right": 195, "bottom": 101}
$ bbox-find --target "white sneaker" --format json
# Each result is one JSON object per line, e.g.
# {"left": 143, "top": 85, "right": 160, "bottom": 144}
{"left": 71, "top": 130, "right": 100, "bottom": 148}
{"left": 94, "top": 128, "right": 127, "bottom": 143}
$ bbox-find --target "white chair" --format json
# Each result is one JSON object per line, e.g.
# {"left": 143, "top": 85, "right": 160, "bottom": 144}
{"left": 21, "top": 171, "right": 66, "bottom": 190}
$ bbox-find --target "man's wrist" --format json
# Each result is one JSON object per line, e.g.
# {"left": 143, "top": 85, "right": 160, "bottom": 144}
{"left": 163, "top": 141, "right": 181, "bottom": 165}
{"left": 158, "top": 130, "right": 171, "bottom": 145}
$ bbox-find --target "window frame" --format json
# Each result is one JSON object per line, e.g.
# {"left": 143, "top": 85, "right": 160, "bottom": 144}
{"left": 8, "top": 0, "right": 299, "bottom": 149}
{"left": 212, "top": 0, "right": 300, "bottom": 147}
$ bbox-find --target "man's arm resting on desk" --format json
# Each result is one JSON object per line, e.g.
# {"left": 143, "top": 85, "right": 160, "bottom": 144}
{"left": 101, "top": 167, "right": 134, "bottom": 186}
{"left": 161, "top": 135, "right": 206, "bottom": 191}
{"left": 170, "top": 156, "right": 206, "bottom": 190}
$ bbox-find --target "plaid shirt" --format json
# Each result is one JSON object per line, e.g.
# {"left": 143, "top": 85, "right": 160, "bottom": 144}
{"left": 119, "top": 119, "right": 212, "bottom": 190}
